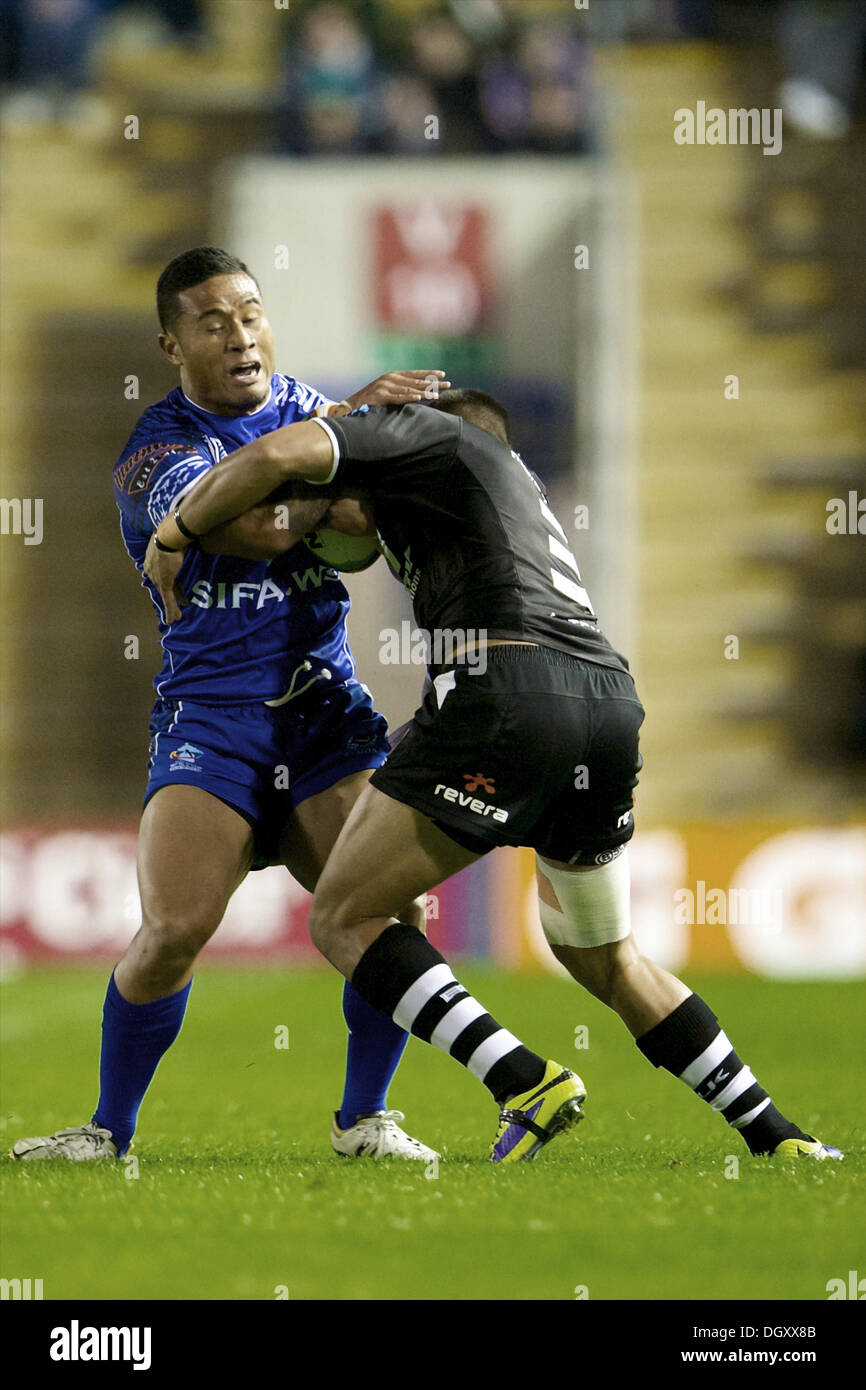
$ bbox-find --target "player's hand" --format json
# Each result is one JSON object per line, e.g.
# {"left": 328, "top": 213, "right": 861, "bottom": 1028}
{"left": 143, "top": 535, "right": 188, "bottom": 625}
{"left": 324, "top": 493, "right": 376, "bottom": 537}
{"left": 340, "top": 370, "right": 450, "bottom": 413}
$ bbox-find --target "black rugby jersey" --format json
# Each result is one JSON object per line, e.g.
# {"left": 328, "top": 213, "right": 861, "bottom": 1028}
{"left": 319, "top": 403, "right": 630, "bottom": 674}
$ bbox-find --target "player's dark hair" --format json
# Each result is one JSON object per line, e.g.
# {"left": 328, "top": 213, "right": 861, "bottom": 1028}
{"left": 156, "top": 247, "right": 259, "bottom": 332}
{"left": 424, "top": 388, "right": 511, "bottom": 445}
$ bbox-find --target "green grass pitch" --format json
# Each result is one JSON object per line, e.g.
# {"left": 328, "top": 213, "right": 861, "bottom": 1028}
{"left": 1, "top": 965, "right": 861, "bottom": 1301}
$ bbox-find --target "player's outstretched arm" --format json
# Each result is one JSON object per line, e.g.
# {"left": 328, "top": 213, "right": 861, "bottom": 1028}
{"left": 182, "top": 420, "right": 335, "bottom": 533}
{"left": 198, "top": 495, "right": 330, "bottom": 560}
{"left": 334, "top": 369, "right": 449, "bottom": 414}
{"left": 143, "top": 419, "right": 336, "bottom": 620}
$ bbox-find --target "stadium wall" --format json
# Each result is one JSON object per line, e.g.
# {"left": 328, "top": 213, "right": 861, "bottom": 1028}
{"left": 2, "top": 824, "right": 863, "bottom": 980}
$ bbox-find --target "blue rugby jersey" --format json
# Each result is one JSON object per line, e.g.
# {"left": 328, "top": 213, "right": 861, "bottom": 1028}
{"left": 113, "top": 373, "right": 356, "bottom": 704}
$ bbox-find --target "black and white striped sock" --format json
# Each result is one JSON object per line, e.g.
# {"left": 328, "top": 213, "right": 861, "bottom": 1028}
{"left": 637, "top": 994, "right": 809, "bottom": 1155}
{"left": 351, "top": 923, "right": 547, "bottom": 1103}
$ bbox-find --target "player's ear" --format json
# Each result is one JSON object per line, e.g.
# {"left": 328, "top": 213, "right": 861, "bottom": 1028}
{"left": 158, "top": 331, "right": 183, "bottom": 367}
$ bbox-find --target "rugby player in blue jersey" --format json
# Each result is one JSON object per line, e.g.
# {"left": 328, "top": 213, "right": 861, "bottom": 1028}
{"left": 11, "top": 247, "right": 447, "bottom": 1164}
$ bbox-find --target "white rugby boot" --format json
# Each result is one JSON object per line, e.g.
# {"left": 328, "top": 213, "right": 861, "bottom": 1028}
{"left": 10, "top": 1121, "right": 120, "bottom": 1161}
{"left": 331, "top": 1110, "right": 439, "bottom": 1161}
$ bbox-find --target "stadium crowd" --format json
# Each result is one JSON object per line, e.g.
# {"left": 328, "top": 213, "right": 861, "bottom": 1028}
{"left": 3, "top": 1, "right": 862, "bottom": 149}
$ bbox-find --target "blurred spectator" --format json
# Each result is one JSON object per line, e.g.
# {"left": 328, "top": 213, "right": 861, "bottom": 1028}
{"left": 480, "top": 20, "right": 594, "bottom": 154}
{"left": 275, "top": 0, "right": 597, "bottom": 157}
{"left": 380, "top": 72, "right": 442, "bottom": 153}
{"left": 0, "top": 0, "right": 204, "bottom": 129}
{"left": 277, "top": 2, "right": 382, "bottom": 155}
{"left": 675, "top": 0, "right": 865, "bottom": 139}
{"left": 403, "top": 13, "right": 483, "bottom": 152}
{"left": 3, "top": 0, "right": 108, "bottom": 119}
{"left": 0, "top": 0, "right": 22, "bottom": 85}
{"left": 135, "top": 0, "right": 203, "bottom": 43}
{"left": 777, "top": 0, "right": 866, "bottom": 140}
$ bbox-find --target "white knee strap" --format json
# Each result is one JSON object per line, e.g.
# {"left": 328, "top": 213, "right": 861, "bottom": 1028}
{"left": 537, "top": 849, "right": 631, "bottom": 948}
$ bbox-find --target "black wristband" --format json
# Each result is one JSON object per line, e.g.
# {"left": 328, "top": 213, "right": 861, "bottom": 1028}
{"left": 174, "top": 510, "right": 200, "bottom": 540}
{"left": 154, "top": 536, "right": 182, "bottom": 553}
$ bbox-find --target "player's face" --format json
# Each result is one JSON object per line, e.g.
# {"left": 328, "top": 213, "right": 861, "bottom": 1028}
{"left": 159, "top": 274, "right": 276, "bottom": 415}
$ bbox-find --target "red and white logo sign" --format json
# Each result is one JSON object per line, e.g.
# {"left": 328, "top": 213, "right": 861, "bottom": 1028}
{"left": 372, "top": 203, "right": 491, "bottom": 337}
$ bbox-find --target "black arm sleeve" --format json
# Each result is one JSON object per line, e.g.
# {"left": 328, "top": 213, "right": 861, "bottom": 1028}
{"left": 324, "top": 403, "right": 461, "bottom": 489}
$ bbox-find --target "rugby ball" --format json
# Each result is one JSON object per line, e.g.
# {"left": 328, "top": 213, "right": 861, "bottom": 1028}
{"left": 304, "top": 527, "right": 380, "bottom": 573}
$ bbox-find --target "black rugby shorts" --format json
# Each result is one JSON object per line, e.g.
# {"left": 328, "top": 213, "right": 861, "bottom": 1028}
{"left": 373, "top": 644, "right": 645, "bottom": 864}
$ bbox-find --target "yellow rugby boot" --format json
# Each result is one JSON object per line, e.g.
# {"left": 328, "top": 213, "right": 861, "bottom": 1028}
{"left": 490, "top": 1060, "right": 585, "bottom": 1163}
{"left": 774, "top": 1136, "right": 843, "bottom": 1161}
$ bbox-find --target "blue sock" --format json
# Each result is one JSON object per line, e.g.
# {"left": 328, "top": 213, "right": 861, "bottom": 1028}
{"left": 337, "top": 979, "right": 409, "bottom": 1131}
{"left": 92, "top": 973, "right": 191, "bottom": 1154}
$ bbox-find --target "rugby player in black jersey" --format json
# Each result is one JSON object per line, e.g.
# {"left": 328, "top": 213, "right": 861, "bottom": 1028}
{"left": 144, "top": 390, "right": 842, "bottom": 1164}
